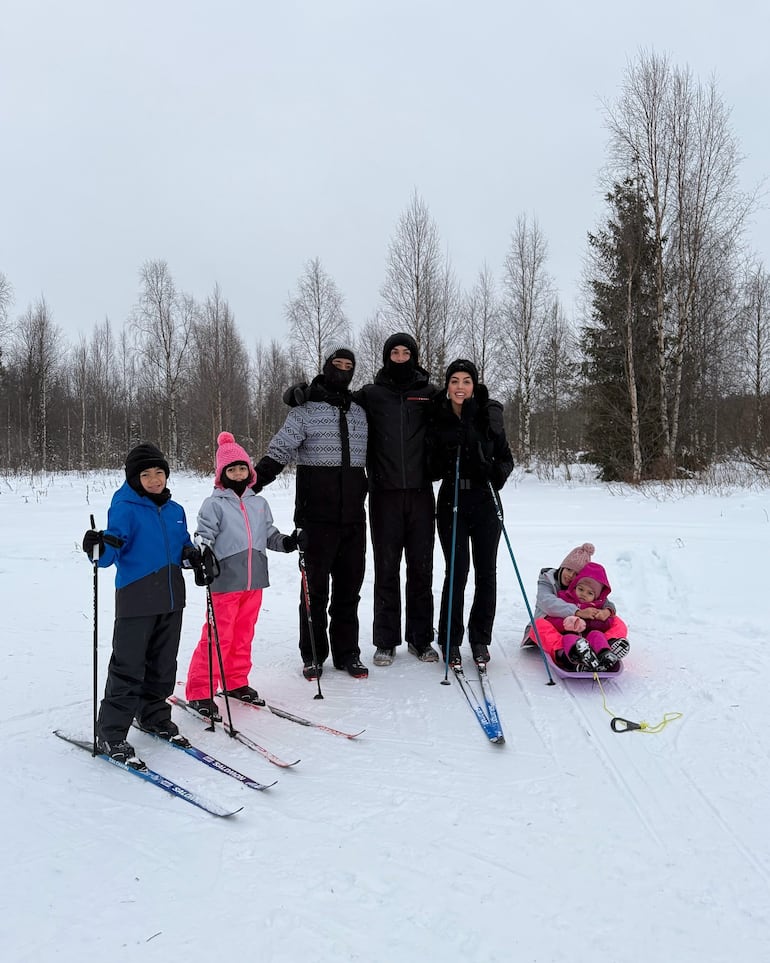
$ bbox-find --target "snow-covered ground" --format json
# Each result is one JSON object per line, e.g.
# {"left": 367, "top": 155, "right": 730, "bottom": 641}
{"left": 3, "top": 469, "right": 769, "bottom": 962}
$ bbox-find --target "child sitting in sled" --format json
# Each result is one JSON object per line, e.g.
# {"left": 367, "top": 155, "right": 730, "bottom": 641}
{"left": 545, "top": 562, "right": 627, "bottom": 672}
{"left": 521, "top": 542, "right": 629, "bottom": 672}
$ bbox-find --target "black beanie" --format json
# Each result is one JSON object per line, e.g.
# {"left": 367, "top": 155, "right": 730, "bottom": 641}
{"left": 382, "top": 332, "right": 419, "bottom": 366}
{"left": 125, "top": 443, "right": 170, "bottom": 483}
{"left": 445, "top": 359, "right": 479, "bottom": 389}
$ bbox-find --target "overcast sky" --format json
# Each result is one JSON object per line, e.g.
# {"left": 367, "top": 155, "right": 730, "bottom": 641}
{"left": 1, "top": 0, "right": 768, "bottom": 346}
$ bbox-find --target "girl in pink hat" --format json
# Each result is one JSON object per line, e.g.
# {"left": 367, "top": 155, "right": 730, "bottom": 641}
{"left": 545, "top": 562, "right": 626, "bottom": 671}
{"left": 184, "top": 432, "right": 296, "bottom": 718}
{"left": 521, "top": 543, "right": 629, "bottom": 670}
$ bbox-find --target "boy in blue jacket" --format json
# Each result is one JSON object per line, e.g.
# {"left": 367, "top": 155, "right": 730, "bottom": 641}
{"left": 82, "top": 443, "right": 198, "bottom": 764}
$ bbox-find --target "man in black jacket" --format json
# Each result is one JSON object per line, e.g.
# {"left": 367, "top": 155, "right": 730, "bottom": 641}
{"left": 255, "top": 346, "right": 369, "bottom": 680}
{"left": 357, "top": 334, "right": 440, "bottom": 665}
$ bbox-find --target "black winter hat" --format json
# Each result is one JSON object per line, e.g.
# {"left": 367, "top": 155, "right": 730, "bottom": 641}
{"left": 125, "top": 443, "right": 170, "bottom": 482}
{"left": 382, "top": 332, "right": 419, "bottom": 365}
{"left": 445, "top": 358, "right": 479, "bottom": 389}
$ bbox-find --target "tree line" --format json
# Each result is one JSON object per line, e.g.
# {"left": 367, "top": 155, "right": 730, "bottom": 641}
{"left": 1, "top": 50, "right": 768, "bottom": 482}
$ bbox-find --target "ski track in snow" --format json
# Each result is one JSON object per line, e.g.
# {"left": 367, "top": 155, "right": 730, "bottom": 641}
{"left": 4, "top": 472, "right": 770, "bottom": 962}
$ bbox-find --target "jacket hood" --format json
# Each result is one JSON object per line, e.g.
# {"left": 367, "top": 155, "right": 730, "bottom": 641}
{"left": 563, "top": 561, "right": 611, "bottom": 605}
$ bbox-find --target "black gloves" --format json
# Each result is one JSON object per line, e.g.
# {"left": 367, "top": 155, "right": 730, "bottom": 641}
{"left": 182, "top": 545, "right": 202, "bottom": 568}
{"left": 82, "top": 530, "right": 124, "bottom": 558}
{"left": 460, "top": 396, "right": 479, "bottom": 423}
{"left": 282, "top": 529, "right": 309, "bottom": 553}
{"left": 183, "top": 545, "right": 220, "bottom": 586}
{"left": 283, "top": 383, "right": 310, "bottom": 407}
{"left": 195, "top": 546, "right": 220, "bottom": 586}
{"left": 82, "top": 530, "right": 102, "bottom": 557}
{"left": 252, "top": 455, "right": 284, "bottom": 495}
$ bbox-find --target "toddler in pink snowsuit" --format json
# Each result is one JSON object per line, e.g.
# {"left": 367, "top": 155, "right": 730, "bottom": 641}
{"left": 546, "top": 561, "right": 623, "bottom": 672}
{"left": 184, "top": 432, "right": 296, "bottom": 717}
{"left": 522, "top": 543, "right": 629, "bottom": 667}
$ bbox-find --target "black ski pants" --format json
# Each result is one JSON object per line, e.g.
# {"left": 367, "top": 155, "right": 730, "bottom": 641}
{"left": 368, "top": 487, "right": 435, "bottom": 650}
{"left": 97, "top": 610, "right": 182, "bottom": 742}
{"left": 298, "top": 521, "right": 366, "bottom": 668}
{"left": 436, "top": 485, "right": 501, "bottom": 652}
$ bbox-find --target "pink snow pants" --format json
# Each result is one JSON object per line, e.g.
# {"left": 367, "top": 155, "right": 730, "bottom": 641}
{"left": 185, "top": 589, "right": 263, "bottom": 700}
{"left": 526, "top": 616, "right": 629, "bottom": 658}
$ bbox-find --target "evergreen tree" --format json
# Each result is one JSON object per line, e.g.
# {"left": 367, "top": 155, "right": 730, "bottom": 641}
{"left": 584, "top": 180, "right": 663, "bottom": 481}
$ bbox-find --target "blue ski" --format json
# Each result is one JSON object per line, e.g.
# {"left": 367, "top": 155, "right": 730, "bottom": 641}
{"left": 450, "top": 668, "right": 505, "bottom": 744}
{"left": 54, "top": 730, "right": 243, "bottom": 817}
{"left": 131, "top": 725, "right": 276, "bottom": 791}
{"left": 476, "top": 664, "right": 505, "bottom": 743}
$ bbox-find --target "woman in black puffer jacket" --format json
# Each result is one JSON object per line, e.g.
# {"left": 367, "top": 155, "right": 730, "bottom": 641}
{"left": 427, "top": 359, "right": 514, "bottom": 667}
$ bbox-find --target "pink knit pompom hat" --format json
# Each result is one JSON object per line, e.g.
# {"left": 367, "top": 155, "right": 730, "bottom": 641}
{"left": 560, "top": 542, "right": 595, "bottom": 572}
{"left": 214, "top": 431, "right": 257, "bottom": 489}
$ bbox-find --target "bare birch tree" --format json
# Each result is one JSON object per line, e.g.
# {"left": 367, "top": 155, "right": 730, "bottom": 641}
{"left": 357, "top": 310, "right": 389, "bottom": 383}
{"left": 739, "top": 259, "right": 770, "bottom": 450}
{"left": 604, "top": 51, "right": 674, "bottom": 467}
{"left": 461, "top": 264, "right": 499, "bottom": 383}
{"left": 133, "top": 259, "right": 192, "bottom": 461}
{"left": 189, "top": 283, "right": 250, "bottom": 458}
{"left": 13, "top": 298, "right": 61, "bottom": 470}
{"left": 380, "top": 190, "right": 445, "bottom": 375}
{"left": 71, "top": 336, "right": 89, "bottom": 469}
{"left": 0, "top": 272, "right": 12, "bottom": 362}
{"left": 429, "top": 257, "right": 462, "bottom": 378}
{"left": 252, "top": 338, "right": 294, "bottom": 455}
{"left": 501, "top": 214, "right": 555, "bottom": 466}
{"left": 604, "top": 49, "right": 752, "bottom": 473}
{"left": 286, "top": 257, "right": 349, "bottom": 378}
{"left": 536, "top": 299, "right": 576, "bottom": 465}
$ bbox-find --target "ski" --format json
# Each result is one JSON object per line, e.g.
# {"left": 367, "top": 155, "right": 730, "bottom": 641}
{"left": 219, "top": 694, "right": 364, "bottom": 740}
{"left": 169, "top": 695, "right": 301, "bottom": 768}
{"left": 53, "top": 730, "right": 242, "bottom": 817}
{"left": 131, "top": 725, "right": 276, "bottom": 791}
{"left": 450, "top": 667, "right": 505, "bottom": 744}
{"left": 476, "top": 664, "right": 505, "bottom": 743}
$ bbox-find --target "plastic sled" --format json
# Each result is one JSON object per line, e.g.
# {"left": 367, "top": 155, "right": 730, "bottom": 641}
{"left": 547, "top": 653, "right": 624, "bottom": 680}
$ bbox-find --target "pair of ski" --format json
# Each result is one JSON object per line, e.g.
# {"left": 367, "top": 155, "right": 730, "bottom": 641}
{"left": 169, "top": 693, "right": 363, "bottom": 768}
{"left": 53, "top": 730, "right": 255, "bottom": 818}
{"left": 450, "top": 662, "right": 505, "bottom": 744}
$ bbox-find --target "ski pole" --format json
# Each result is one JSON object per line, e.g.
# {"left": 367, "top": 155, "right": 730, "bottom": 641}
{"left": 89, "top": 514, "right": 99, "bottom": 755}
{"left": 204, "top": 589, "right": 217, "bottom": 733}
{"left": 486, "top": 481, "right": 555, "bottom": 685}
{"left": 205, "top": 582, "right": 238, "bottom": 735}
{"left": 441, "top": 447, "right": 462, "bottom": 685}
{"left": 297, "top": 536, "right": 323, "bottom": 700}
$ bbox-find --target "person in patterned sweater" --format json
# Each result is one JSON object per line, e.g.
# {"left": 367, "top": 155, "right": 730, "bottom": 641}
{"left": 254, "top": 346, "right": 369, "bottom": 679}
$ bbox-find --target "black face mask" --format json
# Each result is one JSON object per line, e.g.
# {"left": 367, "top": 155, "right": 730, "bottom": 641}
{"left": 323, "top": 360, "right": 354, "bottom": 390}
{"left": 222, "top": 476, "right": 249, "bottom": 496}
{"left": 385, "top": 358, "right": 415, "bottom": 384}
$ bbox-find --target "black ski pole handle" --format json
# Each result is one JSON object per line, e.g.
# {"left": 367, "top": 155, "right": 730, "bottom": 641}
{"left": 89, "top": 514, "right": 99, "bottom": 563}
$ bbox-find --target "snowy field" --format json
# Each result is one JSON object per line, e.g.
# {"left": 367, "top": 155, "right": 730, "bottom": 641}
{"left": 2, "top": 468, "right": 769, "bottom": 963}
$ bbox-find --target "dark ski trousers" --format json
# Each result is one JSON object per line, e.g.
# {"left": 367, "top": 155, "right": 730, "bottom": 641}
{"left": 299, "top": 521, "right": 366, "bottom": 668}
{"left": 369, "top": 487, "right": 435, "bottom": 650}
{"left": 436, "top": 485, "right": 501, "bottom": 652}
{"left": 97, "top": 610, "right": 182, "bottom": 742}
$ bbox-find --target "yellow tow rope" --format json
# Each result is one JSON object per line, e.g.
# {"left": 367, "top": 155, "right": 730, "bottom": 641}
{"left": 594, "top": 674, "right": 683, "bottom": 734}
